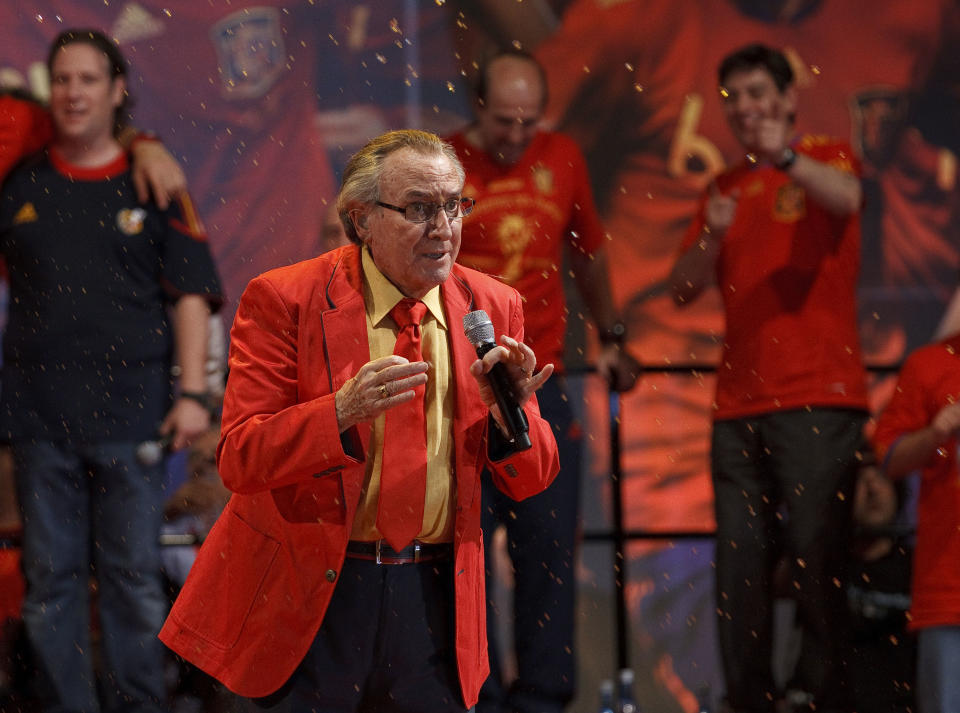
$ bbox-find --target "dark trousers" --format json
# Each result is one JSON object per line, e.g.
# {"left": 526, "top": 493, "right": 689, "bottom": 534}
{"left": 249, "top": 556, "right": 468, "bottom": 713}
{"left": 13, "top": 440, "right": 168, "bottom": 713}
{"left": 478, "top": 379, "right": 581, "bottom": 713}
{"left": 711, "top": 408, "right": 865, "bottom": 713}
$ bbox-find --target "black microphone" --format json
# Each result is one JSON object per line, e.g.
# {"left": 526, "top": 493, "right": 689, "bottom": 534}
{"left": 463, "top": 310, "right": 532, "bottom": 451}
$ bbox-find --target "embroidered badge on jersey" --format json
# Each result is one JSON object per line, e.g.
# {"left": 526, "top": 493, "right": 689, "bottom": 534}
{"left": 773, "top": 183, "right": 806, "bottom": 223}
{"left": 116, "top": 207, "right": 147, "bottom": 236}
{"left": 13, "top": 202, "right": 38, "bottom": 225}
{"left": 210, "top": 7, "right": 285, "bottom": 100}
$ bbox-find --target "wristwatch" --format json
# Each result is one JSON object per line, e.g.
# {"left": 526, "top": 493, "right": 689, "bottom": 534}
{"left": 599, "top": 321, "right": 627, "bottom": 345}
{"left": 179, "top": 390, "right": 214, "bottom": 411}
{"left": 775, "top": 146, "right": 797, "bottom": 171}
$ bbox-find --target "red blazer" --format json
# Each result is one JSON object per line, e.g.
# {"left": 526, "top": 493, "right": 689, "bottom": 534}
{"left": 159, "top": 246, "right": 559, "bottom": 707}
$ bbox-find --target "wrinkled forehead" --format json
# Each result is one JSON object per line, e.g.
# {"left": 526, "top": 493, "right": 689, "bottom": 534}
{"left": 379, "top": 148, "right": 464, "bottom": 199}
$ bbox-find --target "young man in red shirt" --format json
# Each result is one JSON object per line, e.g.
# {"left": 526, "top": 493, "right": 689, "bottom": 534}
{"left": 669, "top": 44, "right": 868, "bottom": 713}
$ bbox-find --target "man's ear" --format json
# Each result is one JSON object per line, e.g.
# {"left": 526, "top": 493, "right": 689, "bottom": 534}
{"left": 350, "top": 208, "right": 370, "bottom": 242}
{"left": 111, "top": 76, "right": 127, "bottom": 110}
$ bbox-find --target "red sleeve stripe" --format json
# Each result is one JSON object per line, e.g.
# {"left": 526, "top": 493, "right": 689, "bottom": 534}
{"left": 174, "top": 193, "right": 207, "bottom": 239}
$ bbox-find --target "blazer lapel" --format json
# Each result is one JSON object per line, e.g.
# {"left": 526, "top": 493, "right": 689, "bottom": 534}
{"left": 317, "top": 248, "right": 372, "bottom": 464}
{"left": 318, "top": 248, "right": 368, "bottom": 390}
{"left": 442, "top": 271, "right": 486, "bottom": 513}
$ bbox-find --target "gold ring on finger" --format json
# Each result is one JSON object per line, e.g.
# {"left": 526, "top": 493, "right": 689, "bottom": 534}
{"left": 378, "top": 384, "right": 389, "bottom": 399}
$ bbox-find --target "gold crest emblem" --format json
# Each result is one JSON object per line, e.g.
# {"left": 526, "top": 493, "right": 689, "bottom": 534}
{"left": 532, "top": 166, "right": 554, "bottom": 195}
{"left": 116, "top": 207, "right": 147, "bottom": 236}
{"left": 773, "top": 183, "right": 806, "bottom": 223}
{"left": 496, "top": 214, "right": 534, "bottom": 284}
{"left": 13, "top": 202, "right": 38, "bottom": 225}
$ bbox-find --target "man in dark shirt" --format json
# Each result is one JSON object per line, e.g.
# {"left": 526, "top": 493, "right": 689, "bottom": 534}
{"left": 0, "top": 29, "right": 222, "bottom": 713}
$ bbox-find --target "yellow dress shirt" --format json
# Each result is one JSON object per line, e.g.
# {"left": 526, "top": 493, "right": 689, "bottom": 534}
{"left": 350, "top": 248, "right": 455, "bottom": 544}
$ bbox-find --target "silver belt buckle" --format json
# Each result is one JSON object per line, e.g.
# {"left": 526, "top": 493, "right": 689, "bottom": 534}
{"left": 413, "top": 542, "right": 421, "bottom": 563}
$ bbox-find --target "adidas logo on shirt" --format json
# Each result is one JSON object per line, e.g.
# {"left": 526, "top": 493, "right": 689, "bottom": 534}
{"left": 13, "top": 202, "right": 37, "bottom": 225}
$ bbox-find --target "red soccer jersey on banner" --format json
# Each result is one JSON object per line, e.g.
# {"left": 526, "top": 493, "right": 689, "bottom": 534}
{"left": 448, "top": 130, "right": 606, "bottom": 371}
{"left": 872, "top": 335, "right": 960, "bottom": 631}
{"left": 680, "top": 136, "right": 868, "bottom": 419}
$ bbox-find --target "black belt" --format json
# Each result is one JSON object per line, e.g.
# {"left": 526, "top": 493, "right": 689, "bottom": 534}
{"left": 345, "top": 539, "right": 453, "bottom": 565}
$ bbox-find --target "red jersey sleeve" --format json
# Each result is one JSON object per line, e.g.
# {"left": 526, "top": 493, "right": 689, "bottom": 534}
{"left": 564, "top": 136, "right": 606, "bottom": 255}
{"left": 800, "top": 136, "right": 862, "bottom": 177}
{"left": 0, "top": 95, "right": 51, "bottom": 180}
{"left": 872, "top": 348, "right": 935, "bottom": 465}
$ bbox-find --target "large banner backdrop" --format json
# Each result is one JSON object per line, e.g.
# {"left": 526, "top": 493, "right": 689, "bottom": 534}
{"left": 3, "top": 1, "right": 957, "bottom": 710}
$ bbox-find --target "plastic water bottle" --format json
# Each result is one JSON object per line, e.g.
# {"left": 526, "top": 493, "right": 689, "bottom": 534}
{"left": 597, "top": 679, "right": 616, "bottom": 713}
{"left": 617, "top": 669, "right": 639, "bottom": 713}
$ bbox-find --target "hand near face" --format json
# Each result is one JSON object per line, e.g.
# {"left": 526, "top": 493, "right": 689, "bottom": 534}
{"left": 720, "top": 66, "right": 796, "bottom": 160}
{"left": 335, "top": 355, "right": 430, "bottom": 432}
{"left": 753, "top": 98, "right": 792, "bottom": 163}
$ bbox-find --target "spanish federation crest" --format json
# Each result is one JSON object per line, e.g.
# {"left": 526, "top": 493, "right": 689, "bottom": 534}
{"left": 773, "top": 183, "right": 806, "bottom": 223}
{"left": 210, "top": 7, "right": 285, "bottom": 100}
{"left": 116, "top": 207, "right": 147, "bottom": 236}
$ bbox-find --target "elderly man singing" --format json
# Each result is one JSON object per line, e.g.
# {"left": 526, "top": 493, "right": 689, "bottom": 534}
{"left": 160, "top": 129, "right": 559, "bottom": 713}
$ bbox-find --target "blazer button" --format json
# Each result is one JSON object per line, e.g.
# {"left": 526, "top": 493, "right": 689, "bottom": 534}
{"left": 325, "top": 569, "right": 337, "bottom": 582}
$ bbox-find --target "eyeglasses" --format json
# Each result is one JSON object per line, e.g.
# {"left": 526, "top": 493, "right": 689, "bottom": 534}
{"left": 376, "top": 197, "right": 475, "bottom": 223}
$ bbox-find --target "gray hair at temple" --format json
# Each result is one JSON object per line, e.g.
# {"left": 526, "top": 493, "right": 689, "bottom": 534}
{"left": 336, "top": 129, "right": 465, "bottom": 245}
